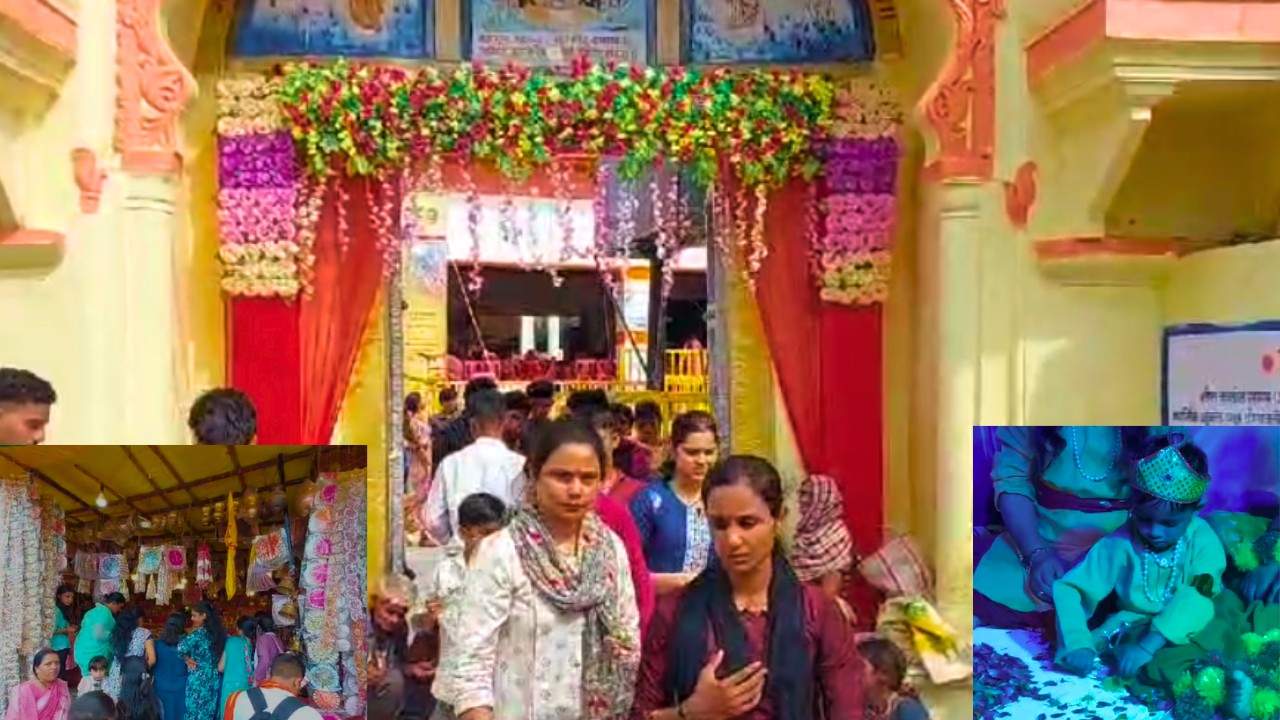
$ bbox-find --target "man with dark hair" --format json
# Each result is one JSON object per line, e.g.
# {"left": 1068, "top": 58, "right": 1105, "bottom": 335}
{"left": 501, "top": 390, "right": 531, "bottom": 452}
{"left": 565, "top": 388, "right": 609, "bottom": 417}
{"left": 0, "top": 367, "right": 56, "bottom": 445}
{"left": 523, "top": 379, "right": 556, "bottom": 452}
{"left": 431, "top": 386, "right": 461, "bottom": 434}
{"left": 525, "top": 379, "right": 556, "bottom": 421}
{"left": 226, "top": 652, "right": 324, "bottom": 719}
{"left": 188, "top": 388, "right": 257, "bottom": 445}
{"left": 420, "top": 388, "right": 525, "bottom": 548}
{"left": 431, "top": 377, "right": 499, "bottom": 466}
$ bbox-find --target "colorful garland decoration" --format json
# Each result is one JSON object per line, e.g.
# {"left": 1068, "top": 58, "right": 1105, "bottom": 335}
{"left": 299, "top": 470, "right": 366, "bottom": 714}
{"left": 217, "top": 59, "right": 838, "bottom": 298}
{"left": 277, "top": 58, "right": 833, "bottom": 189}
{"left": 814, "top": 77, "right": 902, "bottom": 306}
{"left": 0, "top": 477, "right": 62, "bottom": 717}
{"left": 216, "top": 77, "right": 308, "bottom": 298}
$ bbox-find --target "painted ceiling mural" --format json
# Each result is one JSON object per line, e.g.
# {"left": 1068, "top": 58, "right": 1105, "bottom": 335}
{"left": 233, "top": 0, "right": 434, "bottom": 57}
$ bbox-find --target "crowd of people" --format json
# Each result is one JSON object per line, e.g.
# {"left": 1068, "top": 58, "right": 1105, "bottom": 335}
{"left": 6, "top": 588, "right": 331, "bottom": 720}
{"left": 384, "top": 378, "right": 930, "bottom": 720}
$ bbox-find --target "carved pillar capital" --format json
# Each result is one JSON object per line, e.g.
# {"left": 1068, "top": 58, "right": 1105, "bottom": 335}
{"left": 114, "top": 0, "right": 197, "bottom": 176}
{"left": 917, "top": 0, "right": 1005, "bottom": 182}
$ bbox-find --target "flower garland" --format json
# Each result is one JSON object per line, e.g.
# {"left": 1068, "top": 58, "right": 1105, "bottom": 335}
{"left": 300, "top": 470, "right": 366, "bottom": 714}
{"left": 216, "top": 61, "right": 914, "bottom": 303}
{"left": 0, "top": 477, "right": 59, "bottom": 717}
{"left": 813, "top": 78, "right": 902, "bottom": 306}
{"left": 216, "top": 77, "right": 308, "bottom": 298}
{"left": 276, "top": 58, "right": 833, "bottom": 190}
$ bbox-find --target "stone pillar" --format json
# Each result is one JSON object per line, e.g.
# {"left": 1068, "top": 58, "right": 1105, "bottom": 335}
{"left": 914, "top": 0, "right": 1007, "bottom": 635}
{"left": 112, "top": 0, "right": 197, "bottom": 443}
{"left": 919, "top": 181, "right": 994, "bottom": 633}
{"left": 118, "top": 173, "right": 185, "bottom": 442}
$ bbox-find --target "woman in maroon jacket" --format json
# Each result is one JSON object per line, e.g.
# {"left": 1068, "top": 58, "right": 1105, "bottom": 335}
{"left": 631, "top": 456, "right": 867, "bottom": 720}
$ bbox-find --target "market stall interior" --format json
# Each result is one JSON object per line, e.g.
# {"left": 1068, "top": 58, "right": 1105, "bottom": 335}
{"left": 0, "top": 445, "right": 368, "bottom": 720}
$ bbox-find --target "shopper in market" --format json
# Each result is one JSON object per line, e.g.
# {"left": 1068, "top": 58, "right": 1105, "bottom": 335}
{"left": 4, "top": 648, "right": 72, "bottom": 720}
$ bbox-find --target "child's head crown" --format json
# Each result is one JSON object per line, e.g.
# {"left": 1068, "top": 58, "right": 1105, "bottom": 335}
{"left": 1135, "top": 442, "right": 1207, "bottom": 504}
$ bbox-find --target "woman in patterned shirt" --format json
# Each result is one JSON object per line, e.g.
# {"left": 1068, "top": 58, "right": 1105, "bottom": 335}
{"left": 629, "top": 411, "right": 720, "bottom": 596}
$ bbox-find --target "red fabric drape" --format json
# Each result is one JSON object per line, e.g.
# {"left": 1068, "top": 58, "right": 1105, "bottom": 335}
{"left": 751, "top": 179, "right": 885, "bottom": 627}
{"left": 299, "top": 176, "right": 396, "bottom": 443}
{"left": 228, "top": 297, "right": 302, "bottom": 443}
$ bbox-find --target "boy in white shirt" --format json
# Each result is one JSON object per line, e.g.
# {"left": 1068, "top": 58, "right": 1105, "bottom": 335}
{"left": 78, "top": 656, "right": 108, "bottom": 694}
{"left": 429, "top": 492, "right": 508, "bottom": 720}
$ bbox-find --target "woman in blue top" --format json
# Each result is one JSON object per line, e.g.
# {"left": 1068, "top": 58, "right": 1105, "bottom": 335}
{"left": 177, "top": 601, "right": 226, "bottom": 720}
{"left": 50, "top": 585, "right": 78, "bottom": 684}
{"left": 152, "top": 612, "right": 189, "bottom": 720}
{"left": 629, "top": 410, "right": 720, "bottom": 596}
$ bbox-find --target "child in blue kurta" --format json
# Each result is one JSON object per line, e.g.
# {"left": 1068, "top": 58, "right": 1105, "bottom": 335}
{"left": 1054, "top": 436, "right": 1226, "bottom": 682}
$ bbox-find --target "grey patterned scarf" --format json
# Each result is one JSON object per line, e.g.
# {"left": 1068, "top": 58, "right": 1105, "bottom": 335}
{"left": 508, "top": 506, "right": 640, "bottom": 719}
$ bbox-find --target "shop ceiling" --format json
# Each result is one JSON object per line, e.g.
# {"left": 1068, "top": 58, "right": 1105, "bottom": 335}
{"left": 0, "top": 445, "right": 319, "bottom": 528}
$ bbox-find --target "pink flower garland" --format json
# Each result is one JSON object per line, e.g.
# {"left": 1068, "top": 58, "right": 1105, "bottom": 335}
{"left": 814, "top": 135, "right": 900, "bottom": 306}
{"left": 215, "top": 118, "right": 306, "bottom": 297}
{"left": 217, "top": 188, "right": 298, "bottom": 244}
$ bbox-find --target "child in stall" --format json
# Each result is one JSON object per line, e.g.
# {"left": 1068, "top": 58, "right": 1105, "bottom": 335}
{"left": 426, "top": 492, "right": 507, "bottom": 720}
{"left": 1054, "top": 435, "right": 1226, "bottom": 683}
{"left": 858, "top": 635, "right": 931, "bottom": 720}
{"left": 78, "top": 656, "right": 109, "bottom": 695}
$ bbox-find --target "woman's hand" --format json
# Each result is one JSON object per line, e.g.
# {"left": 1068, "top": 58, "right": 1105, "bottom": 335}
{"left": 1057, "top": 648, "right": 1096, "bottom": 677}
{"left": 1028, "top": 550, "right": 1067, "bottom": 604}
{"left": 679, "top": 650, "right": 768, "bottom": 720}
{"left": 184, "top": 658, "right": 197, "bottom": 671}
{"left": 1241, "top": 562, "right": 1280, "bottom": 603}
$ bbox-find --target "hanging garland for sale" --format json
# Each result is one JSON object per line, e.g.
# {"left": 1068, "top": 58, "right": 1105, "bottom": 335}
{"left": 216, "top": 59, "right": 901, "bottom": 304}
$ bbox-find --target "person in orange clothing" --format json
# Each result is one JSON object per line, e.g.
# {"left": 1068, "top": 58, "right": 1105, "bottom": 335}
{"left": 223, "top": 654, "right": 323, "bottom": 720}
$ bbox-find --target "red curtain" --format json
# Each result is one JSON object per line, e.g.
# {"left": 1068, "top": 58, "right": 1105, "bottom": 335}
{"left": 229, "top": 177, "right": 393, "bottom": 443}
{"left": 751, "top": 179, "right": 885, "bottom": 627}
{"left": 299, "top": 177, "right": 395, "bottom": 443}
{"left": 227, "top": 297, "right": 301, "bottom": 444}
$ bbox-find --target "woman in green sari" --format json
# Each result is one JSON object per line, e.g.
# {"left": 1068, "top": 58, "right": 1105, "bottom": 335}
{"left": 217, "top": 617, "right": 256, "bottom": 711}
{"left": 974, "top": 427, "right": 1151, "bottom": 627}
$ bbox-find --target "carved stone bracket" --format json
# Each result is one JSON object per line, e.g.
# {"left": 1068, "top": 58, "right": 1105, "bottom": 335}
{"left": 72, "top": 148, "right": 106, "bottom": 213}
{"left": 1003, "top": 161, "right": 1036, "bottom": 229}
{"left": 917, "top": 0, "right": 1006, "bottom": 181}
{"left": 115, "top": 0, "right": 197, "bottom": 176}
{"left": 1025, "top": 0, "right": 1280, "bottom": 239}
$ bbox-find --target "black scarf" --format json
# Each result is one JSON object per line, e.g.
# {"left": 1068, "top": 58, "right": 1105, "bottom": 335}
{"left": 666, "top": 547, "right": 813, "bottom": 720}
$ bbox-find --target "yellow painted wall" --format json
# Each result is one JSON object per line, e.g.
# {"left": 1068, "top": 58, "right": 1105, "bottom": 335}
{"left": 332, "top": 294, "right": 390, "bottom": 585}
{"left": 0, "top": 0, "right": 131, "bottom": 443}
{"left": 173, "top": 0, "right": 234, "bottom": 410}
{"left": 1165, "top": 240, "right": 1280, "bottom": 325}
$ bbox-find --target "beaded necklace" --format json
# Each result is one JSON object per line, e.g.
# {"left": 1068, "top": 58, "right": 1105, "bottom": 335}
{"left": 1139, "top": 535, "right": 1185, "bottom": 604}
{"left": 1069, "top": 426, "right": 1120, "bottom": 482}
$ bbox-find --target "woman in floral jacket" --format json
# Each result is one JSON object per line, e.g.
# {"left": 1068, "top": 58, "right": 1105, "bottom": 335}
{"left": 433, "top": 419, "right": 640, "bottom": 720}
